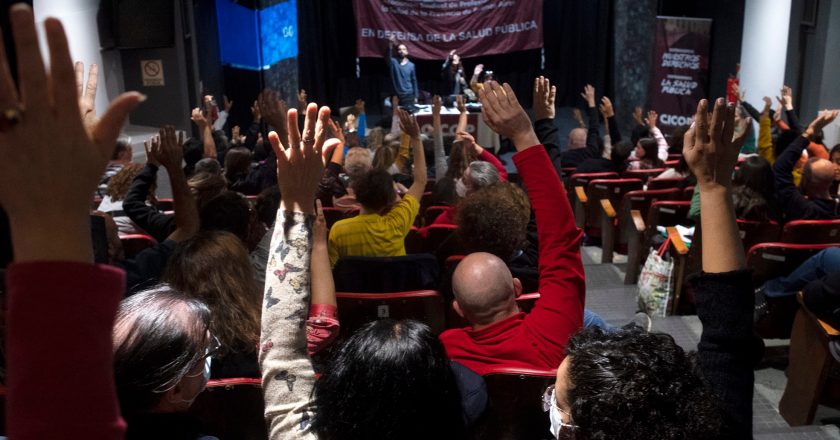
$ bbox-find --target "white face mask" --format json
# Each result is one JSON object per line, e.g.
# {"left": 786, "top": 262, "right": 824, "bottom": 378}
{"left": 455, "top": 178, "right": 467, "bottom": 198}
{"left": 548, "top": 389, "right": 576, "bottom": 439}
{"left": 172, "top": 356, "right": 212, "bottom": 408}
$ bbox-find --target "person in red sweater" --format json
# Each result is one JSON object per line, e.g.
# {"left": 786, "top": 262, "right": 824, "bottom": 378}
{"left": 439, "top": 81, "right": 585, "bottom": 375}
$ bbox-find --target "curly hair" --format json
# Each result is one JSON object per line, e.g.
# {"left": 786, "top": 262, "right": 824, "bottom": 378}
{"left": 445, "top": 140, "right": 478, "bottom": 180}
{"left": 352, "top": 168, "right": 397, "bottom": 212}
{"left": 106, "top": 163, "right": 144, "bottom": 201}
{"left": 163, "top": 231, "right": 260, "bottom": 358}
{"left": 456, "top": 182, "right": 530, "bottom": 260}
{"left": 565, "top": 326, "right": 722, "bottom": 439}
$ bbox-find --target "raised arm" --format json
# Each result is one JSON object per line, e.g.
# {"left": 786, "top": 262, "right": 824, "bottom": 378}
{"left": 0, "top": 6, "right": 144, "bottom": 438}
{"left": 455, "top": 94, "right": 469, "bottom": 137}
{"left": 432, "top": 95, "right": 448, "bottom": 178}
{"left": 123, "top": 159, "right": 175, "bottom": 242}
{"left": 600, "top": 96, "right": 622, "bottom": 143}
{"left": 154, "top": 126, "right": 199, "bottom": 242}
{"left": 533, "top": 76, "right": 563, "bottom": 174}
{"left": 647, "top": 110, "right": 669, "bottom": 162}
{"left": 462, "top": 131, "right": 507, "bottom": 181}
{"left": 778, "top": 85, "right": 801, "bottom": 133}
{"left": 260, "top": 102, "right": 331, "bottom": 439}
{"left": 191, "top": 107, "right": 217, "bottom": 159}
{"left": 398, "top": 108, "right": 428, "bottom": 201}
{"left": 308, "top": 199, "right": 339, "bottom": 355}
{"left": 757, "top": 98, "right": 774, "bottom": 164}
{"left": 479, "top": 81, "right": 584, "bottom": 361}
{"left": 581, "top": 84, "right": 601, "bottom": 152}
{"left": 258, "top": 89, "right": 290, "bottom": 148}
{"left": 684, "top": 98, "right": 757, "bottom": 438}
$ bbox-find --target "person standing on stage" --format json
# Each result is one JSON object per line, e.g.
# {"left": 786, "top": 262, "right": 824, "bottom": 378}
{"left": 442, "top": 49, "right": 467, "bottom": 97}
{"left": 387, "top": 36, "right": 419, "bottom": 108}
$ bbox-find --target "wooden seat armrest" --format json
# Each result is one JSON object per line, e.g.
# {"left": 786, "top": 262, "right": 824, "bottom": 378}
{"left": 600, "top": 199, "right": 616, "bottom": 218}
{"left": 630, "top": 209, "right": 645, "bottom": 232}
{"left": 666, "top": 226, "right": 689, "bottom": 255}
{"left": 797, "top": 292, "right": 840, "bottom": 337}
{"left": 575, "top": 186, "right": 587, "bottom": 203}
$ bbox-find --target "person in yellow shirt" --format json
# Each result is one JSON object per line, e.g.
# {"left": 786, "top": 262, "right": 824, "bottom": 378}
{"left": 329, "top": 109, "right": 427, "bottom": 266}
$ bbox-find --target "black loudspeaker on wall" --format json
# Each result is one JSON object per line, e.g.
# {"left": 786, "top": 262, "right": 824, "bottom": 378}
{"left": 98, "top": 0, "right": 175, "bottom": 49}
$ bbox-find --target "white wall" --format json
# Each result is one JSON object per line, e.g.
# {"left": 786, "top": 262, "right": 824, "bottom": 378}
{"left": 33, "top": 0, "right": 113, "bottom": 117}
{"left": 739, "top": 0, "right": 792, "bottom": 110}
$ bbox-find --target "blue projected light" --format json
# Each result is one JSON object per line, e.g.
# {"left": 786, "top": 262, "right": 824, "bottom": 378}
{"left": 216, "top": 0, "right": 298, "bottom": 70}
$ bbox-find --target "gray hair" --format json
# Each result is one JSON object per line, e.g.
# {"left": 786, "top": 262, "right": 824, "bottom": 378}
{"left": 345, "top": 147, "right": 373, "bottom": 181}
{"left": 467, "top": 160, "right": 500, "bottom": 190}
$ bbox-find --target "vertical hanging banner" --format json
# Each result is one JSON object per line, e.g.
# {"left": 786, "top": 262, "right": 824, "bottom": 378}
{"left": 353, "top": 0, "right": 544, "bottom": 60}
{"left": 649, "top": 17, "right": 712, "bottom": 135}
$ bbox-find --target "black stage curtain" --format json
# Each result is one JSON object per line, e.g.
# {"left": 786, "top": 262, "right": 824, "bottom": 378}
{"left": 297, "top": 0, "right": 612, "bottom": 119}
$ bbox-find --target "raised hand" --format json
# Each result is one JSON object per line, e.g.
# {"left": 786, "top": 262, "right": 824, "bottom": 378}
{"left": 533, "top": 76, "right": 556, "bottom": 121}
{"left": 144, "top": 136, "right": 161, "bottom": 167}
{"left": 191, "top": 107, "right": 208, "bottom": 128}
{"left": 599, "top": 96, "right": 614, "bottom": 119}
{"left": 398, "top": 108, "right": 420, "bottom": 138}
{"left": 251, "top": 99, "right": 262, "bottom": 122}
{"left": 778, "top": 85, "right": 793, "bottom": 110}
{"left": 298, "top": 89, "right": 308, "bottom": 109}
{"left": 805, "top": 110, "right": 839, "bottom": 137}
{"left": 391, "top": 95, "right": 399, "bottom": 114}
{"left": 232, "top": 125, "right": 241, "bottom": 145}
{"left": 473, "top": 64, "right": 484, "bottom": 77}
{"left": 75, "top": 61, "right": 98, "bottom": 131}
{"left": 269, "top": 103, "right": 331, "bottom": 214}
{"left": 456, "top": 94, "right": 467, "bottom": 113}
{"left": 258, "top": 89, "right": 289, "bottom": 137}
{"left": 432, "top": 94, "right": 442, "bottom": 116}
{"left": 762, "top": 96, "right": 772, "bottom": 115}
{"left": 223, "top": 95, "right": 233, "bottom": 113}
{"left": 478, "top": 81, "right": 538, "bottom": 151}
{"left": 457, "top": 130, "right": 481, "bottom": 155}
{"left": 0, "top": 5, "right": 144, "bottom": 262}
{"left": 572, "top": 108, "right": 585, "bottom": 128}
{"left": 646, "top": 110, "right": 658, "bottom": 129}
{"left": 327, "top": 117, "right": 345, "bottom": 146}
{"left": 156, "top": 125, "right": 185, "bottom": 171}
{"left": 683, "top": 98, "right": 748, "bottom": 190}
{"left": 580, "top": 84, "right": 596, "bottom": 108}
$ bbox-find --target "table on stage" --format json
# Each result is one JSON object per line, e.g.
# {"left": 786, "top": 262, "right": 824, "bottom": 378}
{"left": 410, "top": 104, "right": 500, "bottom": 152}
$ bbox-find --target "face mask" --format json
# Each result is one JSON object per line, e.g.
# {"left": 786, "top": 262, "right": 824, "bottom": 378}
{"left": 171, "top": 356, "right": 212, "bottom": 408}
{"left": 455, "top": 178, "right": 467, "bottom": 198}
{"left": 548, "top": 389, "right": 576, "bottom": 439}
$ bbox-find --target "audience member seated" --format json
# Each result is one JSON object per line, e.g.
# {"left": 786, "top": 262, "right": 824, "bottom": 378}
{"left": 112, "top": 287, "right": 218, "bottom": 439}
{"left": 575, "top": 140, "right": 634, "bottom": 174}
{"left": 224, "top": 146, "right": 274, "bottom": 195}
{"left": 773, "top": 110, "right": 840, "bottom": 221}
{"left": 731, "top": 155, "right": 781, "bottom": 222}
{"left": 755, "top": 247, "right": 840, "bottom": 321}
{"left": 628, "top": 137, "right": 666, "bottom": 170}
{"left": 331, "top": 146, "right": 373, "bottom": 211}
{"left": 547, "top": 98, "right": 761, "bottom": 439}
{"left": 163, "top": 231, "right": 262, "bottom": 379}
{"left": 559, "top": 84, "right": 601, "bottom": 169}
{"left": 97, "top": 162, "right": 146, "bottom": 235}
{"left": 193, "top": 157, "right": 222, "bottom": 176}
{"left": 439, "top": 81, "right": 585, "bottom": 375}
{"left": 259, "top": 101, "right": 485, "bottom": 438}
{"left": 657, "top": 155, "right": 691, "bottom": 180}
{"left": 99, "top": 139, "right": 133, "bottom": 195}
{"left": 425, "top": 160, "right": 501, "bottom": 230}
{"left": 328, "top": 109, "right": 427, "bottom": 266}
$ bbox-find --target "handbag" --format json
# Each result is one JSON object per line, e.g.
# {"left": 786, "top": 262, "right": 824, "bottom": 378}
{"left": 638, "top": 237, "right": 674, "bottom": 318}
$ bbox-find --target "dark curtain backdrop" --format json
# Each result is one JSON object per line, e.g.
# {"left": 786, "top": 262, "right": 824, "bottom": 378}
{"left": 297, "top": 0, "right": 612, "bottom": 120}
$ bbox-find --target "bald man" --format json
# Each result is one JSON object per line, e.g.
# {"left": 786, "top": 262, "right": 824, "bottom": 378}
{"left": 558, "top": 85, "right": 603, "bottom": 169}
{"left": 773, "top": 110, "right": 840, "bottom": 221}
{"left": 439, "top": 84, "right": 585, "bottom": 374}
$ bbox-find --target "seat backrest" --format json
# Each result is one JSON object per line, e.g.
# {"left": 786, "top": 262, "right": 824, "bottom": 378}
{"left": 736, "top": 219, "right": 781, "bottom": 252}
{"left": 781, "top": 219, "right": 840, "bottom": 245}
{"left": 585, "top": 179, "right": 644, "bottom": 231}
{"left": 668, "top": 153, "right": 682, "bottom": 161}
{"left": 622, "top": 168, "right": 667, "bottom": 182}
{"left": 471, "top": 367, "right": 555, "bottom": 440}
{"left": 322, "top": 206, "right": 350, "bottom": 229}
{"left": 568, "top": 172, "right": 619, "bottom": 190}
{"left": 334, "top": 254, "right": 440, "bottom": 293}
{"left": 404, "top": 226, "right": 424, "bottom": 254}
{"left": 646, "top": 201, "right": 692, "bottom": 231}
{"left": 189, "top": 378, "right": 267, "bottom": 440}
{"left": 681, "top": 185, "right": 695, "bottom": 201}
{"left": 156, "top": 198, "right": 174, "bottom": 212}
{"left": 424, "top": 224, "right": 458, "bottom": 253}
{"left": 618, "top": 188, "right": 680, "bottom": 220}
{"left": 647, "top": 177, "right": 686, "bottom": 190}
{"left": 746, "top": 243, "right": 839, "bottom": 284}
{"left": 424, "top": 205, "right": 451, "bottom": 227}
{"left": 336, "top": 290, "right": 446, "bottom": 335}
{"left": 120, "top": 234, "right": 157, "bottom": 259}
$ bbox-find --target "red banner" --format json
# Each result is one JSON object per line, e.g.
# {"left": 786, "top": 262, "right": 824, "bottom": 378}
{"left": 353, "top": 0, "right": 544, "bottom": 60}
{"left": 648, "top": 17, "right": 712, "bottom": 135}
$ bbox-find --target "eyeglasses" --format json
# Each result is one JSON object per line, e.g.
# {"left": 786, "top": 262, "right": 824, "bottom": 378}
{"left": 542, "top": 385, "right": 578, "bottom": 431}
